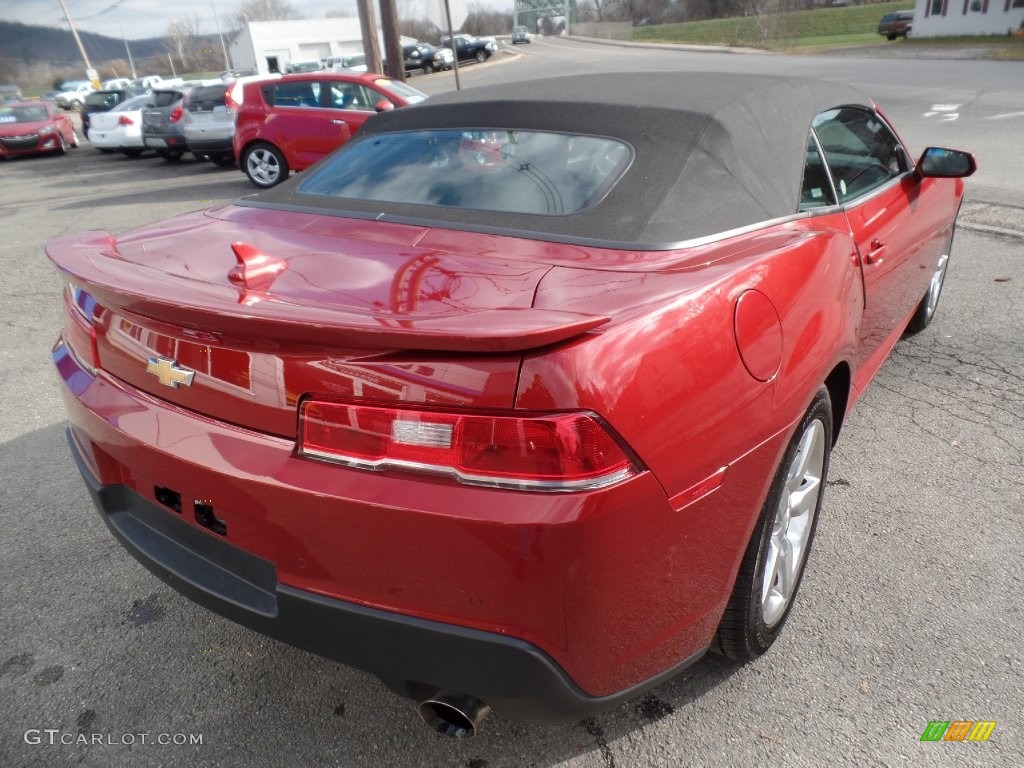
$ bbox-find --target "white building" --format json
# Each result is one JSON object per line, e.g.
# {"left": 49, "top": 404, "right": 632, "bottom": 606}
{"left": 230, "top": 18, "right": 395, "bottom": 75}
{"left": 910, "top": 0, "right": 1024, "bottom": 37}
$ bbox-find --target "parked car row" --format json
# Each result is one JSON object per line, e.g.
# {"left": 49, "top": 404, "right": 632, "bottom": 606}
{"left": 82, "top": 72, "right": 429, "bottom": 189}
{"left": 294, "top": 42, "right": 456, "bottom": 77}
{"left": 290, "top": 32, "right": 501, "bottom": 80}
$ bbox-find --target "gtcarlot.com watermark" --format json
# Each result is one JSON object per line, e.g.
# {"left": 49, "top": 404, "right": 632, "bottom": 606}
{"left": 25, "top": 729, "right": 203, "bottom": 746}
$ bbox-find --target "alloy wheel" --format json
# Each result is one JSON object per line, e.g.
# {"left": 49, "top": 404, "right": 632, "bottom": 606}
{"left": 760, "top": 418, "right": 826, "bottom": 628}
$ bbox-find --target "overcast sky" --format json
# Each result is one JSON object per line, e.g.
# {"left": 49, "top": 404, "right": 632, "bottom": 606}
{"left": 0, "top": 0, "right": 501, "bottom": 41}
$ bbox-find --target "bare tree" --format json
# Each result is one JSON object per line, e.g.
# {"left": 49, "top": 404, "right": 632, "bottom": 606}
{"left": 745, "top": 0, "right": 797, "bottom": 45}
{"left": 231, "top": 0, "right": 300, "bottom": 29}
{"left": 578, "top": 0, "right": 623, "bottom": 22}
{"left": 167, "top": 16, "right": 204, "bottom": 72}
{"left": 0, "top": 54, "right": 17, "bottom": 85}
{"left": 398, "top": 17, "right": 442, "bottom": 42}
{"left": 463, "top": 2, "right": 514, "bottom": 35}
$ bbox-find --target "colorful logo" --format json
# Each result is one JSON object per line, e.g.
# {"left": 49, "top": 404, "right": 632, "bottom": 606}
{"left": 920, "top": 720, "right": 997, "bottom": 742}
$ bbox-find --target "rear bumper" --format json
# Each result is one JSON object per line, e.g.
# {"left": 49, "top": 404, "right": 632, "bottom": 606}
{"left": 144, "top": 133, "right": 187, "bottom": 149}
{"left": 185, "top": 136, "right": 233, "bottom": 153}
{"left": 54, "top": 336, "right": 740, "bottom": 718}
{"left": 68, "top": 433, "right": 706, "bottom": 722}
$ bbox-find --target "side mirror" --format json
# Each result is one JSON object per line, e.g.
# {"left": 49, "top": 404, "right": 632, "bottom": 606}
{"left": 917, "top": 147, "right": 977, "bottom": 178}
{"left": 374, "top": 99, "right": 395, "bottom": 113}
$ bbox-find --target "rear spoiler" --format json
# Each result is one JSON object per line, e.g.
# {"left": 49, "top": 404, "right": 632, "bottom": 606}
{"left": 47, "top": 232, "right": 610, "bottom": 353}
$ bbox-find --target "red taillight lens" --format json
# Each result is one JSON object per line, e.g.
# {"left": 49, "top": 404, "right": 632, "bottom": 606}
{"left": 64, "top": 283, "right": 100, "bottom": 373}
{"left": 299, "top": 401, "right": 639, "bottom": 491}
{"left": 117, "top": 115, "right": 134, "bottom": 126}
{"left": 169, "top": 106, "right": 183, "bottom": 123}
{"left": 224, "top": 85, "right": 237, "bottom": 116}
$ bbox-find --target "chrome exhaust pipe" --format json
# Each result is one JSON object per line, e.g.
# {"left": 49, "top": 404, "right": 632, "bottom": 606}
{"left": 418, "top": 692, "right": 491, "bottom": 738}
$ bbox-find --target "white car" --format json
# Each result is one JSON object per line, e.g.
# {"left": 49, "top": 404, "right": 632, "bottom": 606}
{"left": 54, "top": 81, "right": 94, "bottom": 110}
{"left": 325, "top": 54, "right": 367, "bottom": 72}
{"left": 87, "top": 94, "right": 150, "bottom": 156}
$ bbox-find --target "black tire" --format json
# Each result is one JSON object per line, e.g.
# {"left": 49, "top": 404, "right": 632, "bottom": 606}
{"left": 242, "top": 142, "right": 288, "bottom": 188}
{"left": 423, "top": 62, "right": 434, "bottom": 74}
{"left": 905, "top": 234, "right": 955, "bottom": 335}
{"left": 887, "top": 33, "right": 897, "bottom": 41}
{"left": 714, "top": 387, "right": 832, "bottom": 661}
{"left": 122, "top": 147, "right": 144, "bottom": 157}
{"left": 475, "top": 49, "right": 488, "bottom": 63}
{"left": 210, "top": 152, "right": 235, "bottom": 167}
{"left": 157, "top": 149, "right": 185, "bottom": 162}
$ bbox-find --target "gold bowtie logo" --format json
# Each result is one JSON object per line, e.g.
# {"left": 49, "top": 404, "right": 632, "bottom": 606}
{"left": 146, "top": 357, "right": 195, "bottom": 388}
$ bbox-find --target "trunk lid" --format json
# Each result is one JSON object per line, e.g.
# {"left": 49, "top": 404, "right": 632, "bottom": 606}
{"left": 48, "top": 206, "right": 609, "bottom": 437}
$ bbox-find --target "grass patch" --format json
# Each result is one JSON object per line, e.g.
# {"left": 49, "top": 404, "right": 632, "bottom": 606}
{"left": 631, "top": 4, "right": 1024, "bottom": 58}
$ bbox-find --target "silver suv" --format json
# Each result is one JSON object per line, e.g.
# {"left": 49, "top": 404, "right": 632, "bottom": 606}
{"left": 181, "top": 83, "right": 235, "bottom": 166}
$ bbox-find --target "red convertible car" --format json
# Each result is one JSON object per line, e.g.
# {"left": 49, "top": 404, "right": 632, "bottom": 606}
{"left": 49, "top": 73, "right": 974, "bottom": 737}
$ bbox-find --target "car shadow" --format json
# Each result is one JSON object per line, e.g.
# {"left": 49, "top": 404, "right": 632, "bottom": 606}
{"left": 1, "top": 421, "right": 743, "bottom": 766}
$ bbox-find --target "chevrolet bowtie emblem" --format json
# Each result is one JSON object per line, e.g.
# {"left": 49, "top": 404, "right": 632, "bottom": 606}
{"left": 146, "top": 357, "right": 195, "bottom": 388}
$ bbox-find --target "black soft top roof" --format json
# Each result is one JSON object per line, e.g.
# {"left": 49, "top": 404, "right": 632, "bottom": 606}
{"left": 250, "top": 72, "right": 873, "bottom": 247}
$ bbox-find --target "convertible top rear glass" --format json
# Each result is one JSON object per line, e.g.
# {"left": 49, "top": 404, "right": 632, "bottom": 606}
{"left": 297, "top": 130, "right": 632, "bottom": 216}
{"left": 249, "top": 72, "right": 873, "bottom": 248}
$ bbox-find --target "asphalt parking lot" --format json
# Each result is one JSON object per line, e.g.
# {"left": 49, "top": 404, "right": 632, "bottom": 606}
{"left": 1, "top": 50, "right": 1022, "bottom": 766}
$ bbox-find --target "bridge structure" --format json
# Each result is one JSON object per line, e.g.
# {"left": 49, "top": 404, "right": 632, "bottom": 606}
{"left": 513, "top": 0, "right": 577, "bottom": 35}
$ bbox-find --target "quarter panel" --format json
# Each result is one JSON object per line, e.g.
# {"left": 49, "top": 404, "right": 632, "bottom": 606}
{"left": 524, "top": 220, "right": 864, "bottom": 650}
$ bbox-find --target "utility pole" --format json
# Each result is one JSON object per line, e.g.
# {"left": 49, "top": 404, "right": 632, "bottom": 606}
{"left": 211, "top": 0, "right": 232, "bottom": 69}
{"left": 56, "top": 0, "right": 99, "bottom": 87}
{"left": 355, "top": 0, "right": 383, "bottom": 74}
{"left": 378, "top": 0, "right": 405, "bottom": 82}
{"left": 117, "top": 11, "right": 137, "bottom": 79}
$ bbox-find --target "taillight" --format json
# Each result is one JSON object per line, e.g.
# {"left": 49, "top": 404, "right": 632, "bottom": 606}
{"left": 299, "top": 401, "right": 640, "bottom": 492}
{"left": 169, "top": 106, "right": 183, "bottom": 123}
{"left": 64, "top": 282, "right": 100, "bottom": 373}
{"left": 117, "top": 115, "right": 134, "bottom": 126}
{"left": 225, "top": 84, "right": 241, "bottom": 115}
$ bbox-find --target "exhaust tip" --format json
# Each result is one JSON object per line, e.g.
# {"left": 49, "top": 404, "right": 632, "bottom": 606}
{"left": 418, "top": 692, "right": 491, "bottom": 739}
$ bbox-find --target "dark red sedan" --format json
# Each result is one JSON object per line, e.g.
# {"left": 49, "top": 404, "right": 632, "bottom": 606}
{"left": 49, "top": 73, "right": 975, "bottom": 736}
{"left": 232, "top": 71, "right": 428, "bottom": 188}
{"left": 0, "top": 101, "right": 78, "bottom": 158}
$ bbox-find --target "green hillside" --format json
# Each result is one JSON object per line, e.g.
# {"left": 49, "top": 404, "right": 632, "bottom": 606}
{"left": 633, "top": 2, "right": 913, "bottom": 49}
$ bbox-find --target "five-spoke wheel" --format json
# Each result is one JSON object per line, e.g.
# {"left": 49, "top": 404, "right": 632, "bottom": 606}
{"left": 715, "top": 387, "right": 832, "bottom": 660}
{"left": 243, "top": 142, "right": 288, "bottom": 188}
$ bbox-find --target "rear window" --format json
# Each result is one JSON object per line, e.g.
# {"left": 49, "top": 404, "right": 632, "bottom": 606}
{"left": 374, "top": 78, "right": 428, "bottom": 105}
{"left": 186, "top": 85, "right": 228, "bottom": 112}
{"left": 113, "top": 95, "right": 150, "bottom": 112}
{"left": 296, "top": 129, "right": 633, "bottom": 216}
{"left": 85, "top": 91, "right": 122, "bottom": 109}
{"left": 148, "top": 90, "right": 182, "bottom": 108}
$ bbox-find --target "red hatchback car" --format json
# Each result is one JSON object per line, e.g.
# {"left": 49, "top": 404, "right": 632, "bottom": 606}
{"left": 233, "top": 71, "right": 428, "bottom": 188}
{"left": 0, "top": 101, "right": 78, "bottom": 158}
{"left": 50, "top": 73, "right": 975, "bottom": 737}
